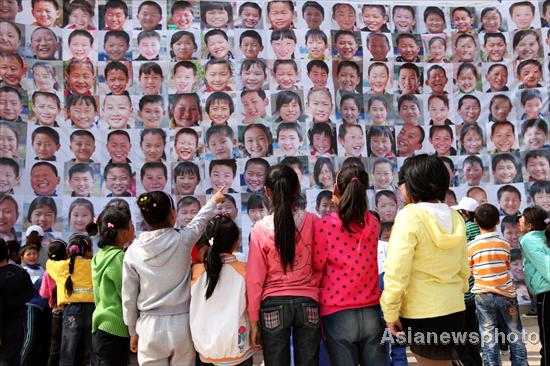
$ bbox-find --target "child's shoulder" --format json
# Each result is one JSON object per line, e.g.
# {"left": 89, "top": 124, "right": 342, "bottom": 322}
{"left": 228, "top": 260, "right": 247, "bottom": 278}
{"left": 191, "top": 263, "right": 206, "bottom": 282}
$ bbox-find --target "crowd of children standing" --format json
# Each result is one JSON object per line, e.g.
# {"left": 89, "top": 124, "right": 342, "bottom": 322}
{"left": 1, "top": 154, "right": 549, "bottom": 366}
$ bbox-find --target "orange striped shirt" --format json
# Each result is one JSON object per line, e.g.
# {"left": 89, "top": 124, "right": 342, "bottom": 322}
{"left": 468, "top": 232, "right": 516, "bottom": 298}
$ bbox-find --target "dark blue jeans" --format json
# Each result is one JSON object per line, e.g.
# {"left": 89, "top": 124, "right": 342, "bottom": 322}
{"left": 259, "top": 296, "right": 320, "bottom": 366}
{"left": 475, "top": 293, "right": 528, "bottom": 366}
{"left": 323, "top": 306, "right": 386, "bottom": 366}
{"left": 60, "top": 303, "right": 95, "bottom": 366}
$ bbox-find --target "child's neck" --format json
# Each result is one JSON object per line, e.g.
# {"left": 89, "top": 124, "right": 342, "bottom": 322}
{"left": 479, "top": 227, "right": 496, "bottom": 235}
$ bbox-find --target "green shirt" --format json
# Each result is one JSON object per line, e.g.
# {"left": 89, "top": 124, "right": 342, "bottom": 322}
{"left": 464, "top": 221, "right": 480, "bottom": 302}
{"left": 92, "top": 245, "right": 129, "bottom": 338}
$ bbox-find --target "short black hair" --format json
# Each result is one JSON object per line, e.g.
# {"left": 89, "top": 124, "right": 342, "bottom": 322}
{"left": 307, "top": 60, "right": 329, "bottom": 74}
{"left": 69, "top": 163, "right": 93, "bottom": 179}
{"left": 173, "top": 161, "right": 200, "bottom": 181}
{"left": 104, "top": 0, "right": 128, "bottom": 16}
{"left": 105, "top": 61, "right": 129, "bottom": 78}
{"left": 0, "top": 157, "right": 19, "bottom": 176}
{"left": 104, "top": 162, "right": 132, "bottom": 179}
{"left": 497, "top": 184, "right": 521, "bottom": 201}
{"left": 70, "top": 129, "right": 95, "bottom": 142}
{"left": 239, "top": 30, "right": 263, "bottom": 46}
{"left": 32, "top": 126, "right": 60, "bottom": 145}
{"left": 104, "top": 30, "right": 130, "bottom": 45}
{"left": 423, "top": 6, "right": 445, "bottom": 22}
{"left": 315, "top": 190, "right": 332, "bottom": 209}
{"left": 140, "top": 162, "right": 167, "bottom": 180}
{"left": 31, "top": 161, "right": 58, "bottom": 177}
{"left": 208, "top": 159, "right": 237, "bottom": 176}
{"left": 398, "top": 62, "right": 420, "bottom": 78}
{"left": 138, "top": 0, "right": 162, "bottom": 15}
{"left": 138, "top": 94, "right": 164, "bottom": 111}
{"left": 302, "top": 1, "right": 324, "bottom": 16}
{"left": 244, "top": 157, "right": 269, "bottom": 172}
{"left": 398, "top": 154, "right": 449, "bottom": 202}
{"left": 509, "top": 1, "right": 535, "bottom": 16}
{"left": 474, "top": 203, "right": 500, "bottom": 230}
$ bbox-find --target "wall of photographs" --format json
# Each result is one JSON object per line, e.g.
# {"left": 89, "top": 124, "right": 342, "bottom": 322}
{"left": 0, "top": 0, "right": 548, "bottom": 302}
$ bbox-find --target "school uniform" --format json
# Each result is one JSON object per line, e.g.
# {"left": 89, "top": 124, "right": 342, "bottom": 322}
{"left": 190, "top": 255, "right": 254, "bottom": 365}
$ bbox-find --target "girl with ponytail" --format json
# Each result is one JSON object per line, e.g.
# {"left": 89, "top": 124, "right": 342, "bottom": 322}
{"left": 46, "top": 233, "right": 95, "bottom": 365}
{"left": 190, "top": 215, "right": 254, "bottom": 365}
{"left": 122, "top": 188, "right": 225, "bottom": 365}
{"left": 246, "top": 164, "right": 320, "bottom": 366}
{"left": 312, "top": 164, "right": 386, "bottom": 364}
{"left": 519, "top": 206, "right": 550, "bottom": 365}
{"left": 89, "top": 205, "right": 134, "bottom": 365}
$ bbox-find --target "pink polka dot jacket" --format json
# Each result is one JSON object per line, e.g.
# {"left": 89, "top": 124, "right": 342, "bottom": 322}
{"left": 312, "top": 211, "right": 382, "bottom": 316}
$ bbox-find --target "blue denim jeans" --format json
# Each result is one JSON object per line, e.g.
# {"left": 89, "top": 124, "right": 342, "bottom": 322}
{"left": 475, "top": 293, "right": 528, "bottom": 366}
{"left": 259, "top": 296, "right": 320, "bottom": 366}
{"left": 323, "top": 306, "right": 386, "bottom": 366}
{"left": 60, "top": 303, "right": 95, "bottom": 366}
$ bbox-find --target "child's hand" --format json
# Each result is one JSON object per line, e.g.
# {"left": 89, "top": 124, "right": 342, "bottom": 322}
{"left": 386, "top": 319, "right": 404, "bottom": 337}
{"left": 130, "top": 335, "right": 139, "bottom": 353}
{"left": 211, "top": 186, "right": 227, "bottom": 204}
{"left": 250, "top": 321, "right": 262, "bottom": 350}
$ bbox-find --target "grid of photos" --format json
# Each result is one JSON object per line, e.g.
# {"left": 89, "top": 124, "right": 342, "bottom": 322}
{"left": 0, "top": 0, "right": 549, "bottom": 274}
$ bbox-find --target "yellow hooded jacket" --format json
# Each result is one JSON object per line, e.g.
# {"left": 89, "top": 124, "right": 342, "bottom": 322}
{"left": 47, "top": 257, "right": 94, "bottom": 305}
{"left": 381, "top": 203, "right": 469, "bottom": 323}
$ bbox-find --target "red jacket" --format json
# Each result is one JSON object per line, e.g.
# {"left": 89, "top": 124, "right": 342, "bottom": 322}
{"left": 313, "top": 211, "right": 382, "bottom": 316}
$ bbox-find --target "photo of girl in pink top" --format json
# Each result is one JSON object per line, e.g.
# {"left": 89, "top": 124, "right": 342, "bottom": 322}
{"left": 246, "top": 164, "right": 320, "bottom": 366}
{"left": 313, "top": 164, "right": 386, "bottom": 365}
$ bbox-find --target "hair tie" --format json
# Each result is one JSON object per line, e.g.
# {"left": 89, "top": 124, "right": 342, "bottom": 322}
{"left": 544, "top": 218, "right": 550, "bottom": 225}
{"left": 208, "top": 237, "right": 214, "bottom": 246}
{"left": 107, "top": 222, "right": 114, "bottom": 229}
{"left": 351, "top": 177, "right": 359, "bottom": 182}
{"left": 68, "top": 245, "right": 79, "bottom": 255}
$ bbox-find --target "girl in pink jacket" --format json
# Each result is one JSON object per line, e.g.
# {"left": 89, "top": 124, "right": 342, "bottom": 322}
{"left": 313, "top": 164, "right": 386, "bottom": 365}
{"left": 246, "top": 164, "right": 320, "bottom": 366}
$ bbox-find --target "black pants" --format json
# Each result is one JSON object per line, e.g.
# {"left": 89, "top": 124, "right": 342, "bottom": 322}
{"left": 538, "top": 291, "right": 550, "bottom": 366}
{"left": 92, "top": 329, "right": 130, "bottom": 366}
{"left": 48, "top": 308, "right": 63, "bottom": 366}
{"left": 456, "top": 300, "right": 482, "bottom": 366}
{"left": 0, "top": 316, "right": 24, "bottom": 366}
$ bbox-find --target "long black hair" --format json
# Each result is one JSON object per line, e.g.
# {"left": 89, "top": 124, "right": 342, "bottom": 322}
{"left": 86, "top": 205, "right": 132, "bottom": 248}
{"left": 336, "top": 164, "right": 369, "bottom": 232}
{"left": 64, "top": 234, "right": 92, "bottom": 296}
{"left": 203, "top": 215, "right": 240, "bottom": 300}
{"left": 265, "top": 164, "right": 300, "bottom": 273}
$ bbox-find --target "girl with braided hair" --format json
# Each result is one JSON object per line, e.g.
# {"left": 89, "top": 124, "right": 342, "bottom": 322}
{"left": 46, "top": 233, "right": 94, "bottom": 365}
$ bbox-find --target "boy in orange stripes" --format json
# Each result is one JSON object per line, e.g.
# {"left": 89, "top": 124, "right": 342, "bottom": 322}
{"left": 468, "top": 203, "right": 528, "bottom": 365}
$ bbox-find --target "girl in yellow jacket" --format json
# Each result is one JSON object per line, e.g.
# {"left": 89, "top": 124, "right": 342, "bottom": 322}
{"left": 46, "top": 234, "right": 95, "bottom": 366}
{"left": 380, "top": 155, "right": 470, "bottom": 366}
